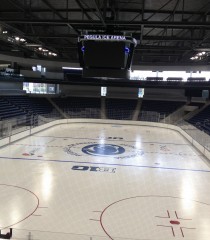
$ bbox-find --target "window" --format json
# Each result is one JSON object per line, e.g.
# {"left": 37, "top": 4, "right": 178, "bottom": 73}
{"left": 23, "top": 82, "right": 57, "bottom": 94}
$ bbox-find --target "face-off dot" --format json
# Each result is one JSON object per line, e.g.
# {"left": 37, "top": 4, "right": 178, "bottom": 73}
{"left": 100, "top": 196, "right": 207, "bottom": 239}
{"left": 22, "top": 153, "right": 30, "bottom": 156}
{"left": 170, "top": 220, "right": 180, "bottom": 225}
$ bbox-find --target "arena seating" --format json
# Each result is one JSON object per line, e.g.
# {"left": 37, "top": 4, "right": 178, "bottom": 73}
{"left": 106, "top": 98, "right": 137, "bottom": 120}
{"left": 0, "top": 97, "right": 26, "bottom": 120}
{"left": 52, "top": 97, "right": 101, "bottom": 118}
{"left": 167, "top": 77, "right": 183, "bottom": 81}
{"left": 0, "top": 96, "right": 60, "bottom": 122}
{"left": 139, "top": 100, "right": 185, "bottom": 121}
{"left": 146, "top": 77, "right": 163, "bottom": 81}
{"left": 4, "top": 96, "right": 58, "bottom": 116}
{"left": 187, "top": 102, "right": 204, "bottom": 108}
{"left": 0, "top": 96, "right": 188, "bottom": 123}
{"left": 187, "top": 105, "right": 210, "bottom": 134}
{"left": 187, "top": 77, "right": 206, "bottom": 81}
{"left": 1, "top": 95, "right": 204, "bottom": 132}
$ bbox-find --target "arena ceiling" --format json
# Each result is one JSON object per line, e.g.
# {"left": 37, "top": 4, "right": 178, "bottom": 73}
{"left": 0, "top": 0, "right": 210, "bottom": 66}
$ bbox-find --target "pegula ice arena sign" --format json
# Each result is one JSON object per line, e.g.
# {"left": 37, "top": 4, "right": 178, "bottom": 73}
{"left": 83, "top": 34, "right": 126, "bottom": 41}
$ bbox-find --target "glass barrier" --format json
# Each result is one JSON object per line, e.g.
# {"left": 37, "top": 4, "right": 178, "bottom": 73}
{"left": 0, "top": 111, "right": 210, "bottom": 152}
{"left": 0, "top": 113, "right": 62, "bottom": 140}
{"left": 139, "top": 111, "right": 160, "bottom": 122}
{"left": 177, "top": 119, "right": 210, "bottom": 151}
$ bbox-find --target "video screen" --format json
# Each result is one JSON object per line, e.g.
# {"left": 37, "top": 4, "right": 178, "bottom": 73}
{"left": 84, "top": 41, "right": 125, "bottom": 68}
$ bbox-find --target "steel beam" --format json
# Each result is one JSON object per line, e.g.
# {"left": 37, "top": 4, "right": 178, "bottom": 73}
{"left": 2, "top": 19, "right": 210, "bottom": 28}
{"left": 93, "top": 0, "right": 106, "bottom": 27}
{"left": 74, "top": 0, "right": 93, "bottom": 20}
{"left": 41, "top": 0, "right": 79, "bottom": 34}
{"left": 7, "top": 0, "right": 28, "bottom": 13}
{"left": 0, "top": 8, "right": 209, "bottom": 16}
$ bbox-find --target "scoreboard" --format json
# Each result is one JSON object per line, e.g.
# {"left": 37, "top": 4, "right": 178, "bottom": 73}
{"left": 78, "top": 34, "right": 137, "bottom": 79}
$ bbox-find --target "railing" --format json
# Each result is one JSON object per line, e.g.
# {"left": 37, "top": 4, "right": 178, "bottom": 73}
{"left": 139, "top": 111, "right": 161, "bottom": 122}
{"left": 106, "top": 108, "right": 135, "bottom": 120}
{"left": 64, "top": 107, "right": 101, "bottom": 119}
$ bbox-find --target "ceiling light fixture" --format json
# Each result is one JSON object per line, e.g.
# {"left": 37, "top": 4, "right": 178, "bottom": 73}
{"left": 20, "top": 38, "right": 26, "bottom": 42}
{"left": 190, "top": 51, "right": 208, "bottom": 60}
{"left": 25, "top": 43, "right": 42, "bottom": 47}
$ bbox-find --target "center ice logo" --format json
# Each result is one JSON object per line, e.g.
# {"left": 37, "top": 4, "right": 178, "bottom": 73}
{"left": 82, "top": 144, "right": 125, "bottom": 156}
{"left": 64, "top": 141, "right": 144, "bottom": 159}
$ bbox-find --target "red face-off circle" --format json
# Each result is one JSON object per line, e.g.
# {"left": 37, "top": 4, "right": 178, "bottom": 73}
{"left": 100, "top": 195, "right": 210, "bottom": 240}
{"left": 0, "top": 184, "right": 39, "bottom": 229}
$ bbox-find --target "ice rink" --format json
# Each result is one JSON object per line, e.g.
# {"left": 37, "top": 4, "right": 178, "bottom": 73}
{"left": 0, "top": 122, "right": 210, "bottom": 240}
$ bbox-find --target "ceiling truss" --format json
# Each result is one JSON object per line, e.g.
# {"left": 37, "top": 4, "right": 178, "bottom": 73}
{"left": 0, "top": 0, "right": 210, "bottom": 65}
